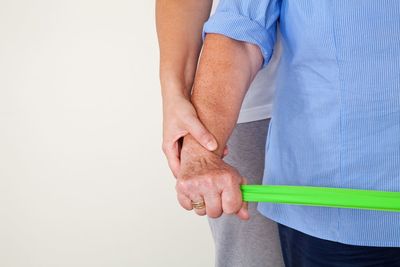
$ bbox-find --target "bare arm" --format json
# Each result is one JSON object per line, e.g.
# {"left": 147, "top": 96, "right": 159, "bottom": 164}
{"left": 176, "top": 34, "right": 263, "bottom": 219}
{"left": 156, "top": 0, "right": 213, "bottom": 96}
{"left": 156, "top": 0, "right": 219, "bottom": 177}
{"left": 186, "top": 34, "right": 263, "bottom": 156}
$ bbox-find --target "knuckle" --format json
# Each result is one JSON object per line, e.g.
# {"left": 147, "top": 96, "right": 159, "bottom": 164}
{"left": 201, "top": 176, "right": 215, "bottom": 189}
{"left": 185, "top": 179, "right": 200, "bottom": 193}
{"left": 186, "top": 179, "right": 198, "bottom": 190}
{"left": 176, "top": 179, "right": 189, "bottom": 192}
{"left": 222, "top": 173, "right": 235, "bottom": 186}
{"left": 178, "top": 175, "right": 218, "bottom": 194}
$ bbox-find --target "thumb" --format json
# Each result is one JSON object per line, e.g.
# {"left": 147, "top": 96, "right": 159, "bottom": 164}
{"left": 187, "top": 117, "right": 218, "bottom": 151}
{"left": 237, "top": 202, "right": 249, "bottom": 220}
{"left": 237, "top": 176, "right": 250, "bottom": 220}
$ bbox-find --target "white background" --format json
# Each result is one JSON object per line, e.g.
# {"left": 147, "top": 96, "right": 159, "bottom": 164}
{"left": 0, "top": 0, "right": 214, "bottom": 266}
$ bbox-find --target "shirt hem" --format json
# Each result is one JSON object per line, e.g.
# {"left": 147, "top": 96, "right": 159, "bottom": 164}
{"left": 237, "top": 104, "right": 273, "bottom": 124}
{"left": 257, "top": 204, "right": 400, "bottom": 248}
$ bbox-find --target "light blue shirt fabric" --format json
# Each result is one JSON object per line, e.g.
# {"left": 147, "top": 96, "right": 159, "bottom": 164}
{"left": 204, "top": 0, "right": 400, "bottom": 247}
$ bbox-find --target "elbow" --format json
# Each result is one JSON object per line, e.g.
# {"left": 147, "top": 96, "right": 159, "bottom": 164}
{"left": 242, "top": 42, "right": 264, "bottom": 80}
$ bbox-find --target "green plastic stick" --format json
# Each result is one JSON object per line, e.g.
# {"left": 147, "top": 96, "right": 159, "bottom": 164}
{"left": 240, "top": 185, "right": 400, "bottom": 212}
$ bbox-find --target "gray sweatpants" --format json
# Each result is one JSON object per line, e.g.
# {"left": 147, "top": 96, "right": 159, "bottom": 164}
{"left": 208, "top": 119, "right": 284, "bottom": 267}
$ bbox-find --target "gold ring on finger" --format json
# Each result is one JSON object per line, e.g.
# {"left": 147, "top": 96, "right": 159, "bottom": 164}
{"left": 191, "top": 200, "right": 206, "bottom": 210}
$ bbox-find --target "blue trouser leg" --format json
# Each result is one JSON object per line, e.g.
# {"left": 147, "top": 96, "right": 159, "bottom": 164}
{"left": 278, "top": 223, "right": 400, "bottom": 267}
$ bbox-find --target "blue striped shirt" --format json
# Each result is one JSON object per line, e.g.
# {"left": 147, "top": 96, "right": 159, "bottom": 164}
{"left": 204, "top": 0, "right": 400, "bottom": 247}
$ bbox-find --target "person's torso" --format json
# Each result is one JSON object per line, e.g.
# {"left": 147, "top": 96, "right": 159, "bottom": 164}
{"left": 261, "top": 0, "right": 400, "bottom": 247}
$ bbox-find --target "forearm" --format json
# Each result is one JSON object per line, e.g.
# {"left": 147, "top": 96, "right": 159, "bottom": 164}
{"left": 183, "top": 34, "right": 263, "bottom": 156}
{"left": 156, "top": 0, "right": 213, "bottom": 99}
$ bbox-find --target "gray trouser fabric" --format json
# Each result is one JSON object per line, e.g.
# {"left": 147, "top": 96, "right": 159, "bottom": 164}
{"left": 208, "top": 119, "right": 284, "bottom": 267}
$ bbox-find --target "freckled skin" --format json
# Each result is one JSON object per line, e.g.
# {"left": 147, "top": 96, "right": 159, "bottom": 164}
{"left": 190, "top": 34, "right": 262, "bottom": 156}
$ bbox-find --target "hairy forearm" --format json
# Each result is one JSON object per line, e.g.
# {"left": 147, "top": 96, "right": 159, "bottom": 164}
{"left": 156, "top": 0, "right": 213, "bottom": 99}
{"left": 183, "top": 34, "right": 263, "bottom": 156}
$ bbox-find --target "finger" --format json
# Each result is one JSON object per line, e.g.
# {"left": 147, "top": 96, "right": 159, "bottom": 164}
{"left": 236, "top": 201, "right": 250, "bottom": 221}
{"left": 190, "top": 196, "right": 207, "bottom": 216}
{"left": 221, "top": 184, "right": 243, "bottom": 215}
{"left": 162, "top": 141, "right": 180, "bottom": 178}
{"left": 203, "top": 193, "right": 222, "bottom": 218}
{"left": 177, "top": 193, "right": 193, "bottom": 211}
{"left": 186, "top": 117, "right": 218, "bottom": 151}
{"left": 236, "top": 176, "right": 249, "bottom": 220}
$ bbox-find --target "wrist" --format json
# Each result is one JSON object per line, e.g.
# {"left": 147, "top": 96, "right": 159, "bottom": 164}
{"left": 181, "top": 135, "right": 223, "bottom": 160}
{"left": 162, "top": 93, "right": 190, "bottom": 115}
{"left": 160, "top": 75, "right": 192, "bottom": 100}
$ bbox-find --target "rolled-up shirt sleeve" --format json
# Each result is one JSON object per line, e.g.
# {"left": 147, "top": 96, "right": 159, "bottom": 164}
{"left": 203, "top": 0, "right": 281, "bottom": 67}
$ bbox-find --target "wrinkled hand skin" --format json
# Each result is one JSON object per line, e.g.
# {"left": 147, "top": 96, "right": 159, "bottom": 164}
{"left": 176, "top": 135, "right": 249, "bottom": 220}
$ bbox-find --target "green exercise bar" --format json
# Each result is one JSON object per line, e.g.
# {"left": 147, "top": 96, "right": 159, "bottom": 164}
{"left": 240, "top": 185, "right": 400, "bottom": 212}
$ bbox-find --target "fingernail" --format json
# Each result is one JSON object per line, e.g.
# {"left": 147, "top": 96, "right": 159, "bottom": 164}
{"left": 207, "top": 140, "right": 217, "bottom": 151}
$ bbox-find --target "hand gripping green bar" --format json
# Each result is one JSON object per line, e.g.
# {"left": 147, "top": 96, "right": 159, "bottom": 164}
{"left": 240, "top": 185, "right": 400, "bottom": 212}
